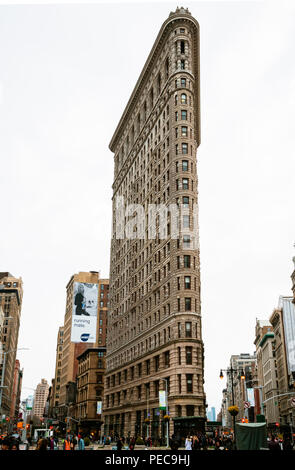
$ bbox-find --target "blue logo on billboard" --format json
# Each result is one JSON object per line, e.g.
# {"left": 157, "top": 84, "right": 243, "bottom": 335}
{"left": 80, "top": 333, "right": 90, "bottom": 342}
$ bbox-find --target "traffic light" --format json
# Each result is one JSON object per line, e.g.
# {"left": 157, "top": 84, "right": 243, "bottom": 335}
{"left": 245, "top": 418, "right": 248, "bottom": 423}
{"left": 242, "top": 418, "right": 245, "bottom": 423}
{"left": 275, "top": 422, "right": 279, "bottom": 427}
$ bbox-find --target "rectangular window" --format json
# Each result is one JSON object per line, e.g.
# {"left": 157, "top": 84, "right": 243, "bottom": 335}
{"left": 184, "top": 255, "right": 191, "bottom": 267}
{"left": 184, "top": 276, "right": 191, "bottom": 289}
{"left": 182, "top": 143, "right": 188, "bottom": 154}
{"left": 182, "top": 160, "right": 188, "bottom": 171}
{"left": 181, "top": 110, "right": 187, "bottom": 120}
{"left": 186, "top": 346, "right": 192, "bottom": 365}
{"left": 164, "top": 351, "right": 170, "bottom": 367}
{"left": 177, "top": 298, "right": 181, "bottom": 312}
{"left": 183, "top": 236, "right": 190, "bottom": 248}
{"left": 178, "top": 374, "right": 182, "bottom": 393}
{"left": 175, "top": 111, "right": 178, "bottom": 121}
{"left": 182, "top": 178, "right": 188, "bottom": 189}
{"left": 186, "top": 374, "right": 193, "bottom": 393}
{"left": 185, "top": 321, "right": 192, "bottom": 337}
{"left": 181, "top": 126, "right": 188, "bottom": 137}
{"left": 178, "top": 346, "right": 181, "bottom": 364}
{"left": 185, "top": 298, "right": 191, "bottom": 311}
{"left": 180, "top": 60, "right": 185, "bottom": 70}
{"left": 183, "top": 196, "right": 189, "bottom": 208}
{"left": 154, "top": 355, "right": 160, "bottom": 372}
{"left": 175, "top": 127, "right": 178, "bottom": 138}
{"left": 181, "top": 78, "right": 186, "bottom": 87}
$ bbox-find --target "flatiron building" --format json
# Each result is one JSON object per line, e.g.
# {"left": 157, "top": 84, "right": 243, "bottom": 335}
{"left": 104, "top": 7, "right": 206, "bottom": 439}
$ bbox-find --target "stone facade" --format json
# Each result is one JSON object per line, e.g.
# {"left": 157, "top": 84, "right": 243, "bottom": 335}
{"left": 254, "top": 320, "right": 279, "bottom": 425}
{"left": 76, "top": 347, "right": 106, "bottom": 438}
{"left": 104, "top": 8, "right": 206, "bottom": 439}
{"left": 0, "top": 273, "right": 23, "bottom": 419}
{"left": 32, "top": 378, "right": 49, "bottom": 419}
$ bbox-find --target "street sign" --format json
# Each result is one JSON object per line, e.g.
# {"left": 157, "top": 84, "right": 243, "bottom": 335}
{"left": 244, "top": 401, "right": 250, "bottom": 409}
{"left": 291, "top": 398, "right": 295, "bottom": 407}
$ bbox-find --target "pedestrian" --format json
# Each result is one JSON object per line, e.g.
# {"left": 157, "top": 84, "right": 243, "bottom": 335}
{"left": 170, "top": 434, "right": 180, "bottom": 450}
{"left": 193, "top": 435, "right": 200, "bottom": 450}
{"left": 36, "top": 438, "right": 48, "bottom": 451}
{"left": 63, "top": 435, "right": 71, "bottom": 450}
{"left": 49, "top": 436, "right": 55, "bottom": 450}
{"left": 10, "top": 440, "right": 19, "bottom": 451}
{"left": 71, "top": 434, "right": 78, "bottom": 450}
{"left": 283, "top": 437, "right": 293, "bottom": 451}
{"left": 116, "top": 437, "right": 123, "bottom": 451}
{"left": 268, "top": 435, "right": 281, "bottom": 451}
{"left": 1, "top": 438, "right": 11, "bottom": 450}
{"left": 129, "top": 436, "right": 136, "bottom": 450}
{"left": 78, "top": 435, "right": 85, "bottom": 450}
{"left": 185, "top": 435, "right": 192, "bottom": 450}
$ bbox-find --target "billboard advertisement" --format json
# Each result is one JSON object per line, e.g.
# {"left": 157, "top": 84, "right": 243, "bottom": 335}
{"left": 26, "top": 396, "right": 34, "bottom": 410}
{"left": 71, "top": 282, "right": 98, "bottom": 343}
{"left": 97, "top": 401, "right": 102, "bottom": 415}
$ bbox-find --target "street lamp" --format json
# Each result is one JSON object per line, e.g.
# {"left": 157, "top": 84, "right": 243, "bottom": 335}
{"left": 220, "top": 366, "right": 245, "bottom": 447}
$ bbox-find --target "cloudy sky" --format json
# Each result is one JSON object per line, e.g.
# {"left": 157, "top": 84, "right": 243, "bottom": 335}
{"left": 0, "top": 0, "right": 294, "bottom": 412}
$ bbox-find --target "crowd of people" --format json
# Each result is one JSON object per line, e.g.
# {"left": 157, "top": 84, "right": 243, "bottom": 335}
{"left": 0, "top": 434, "right": 22, "bottom": 450}
{"left": 0, "top": 432, "right": 87, "bottom": 451}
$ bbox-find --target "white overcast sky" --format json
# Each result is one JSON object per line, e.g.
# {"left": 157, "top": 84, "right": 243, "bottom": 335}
{"left": 0, "top": 0, "right": 295, "bottom": 412}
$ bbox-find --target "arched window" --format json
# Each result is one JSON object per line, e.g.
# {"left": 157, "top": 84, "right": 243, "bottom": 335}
{"left": 181, "top": 93, "right": 187, "bottom": 104}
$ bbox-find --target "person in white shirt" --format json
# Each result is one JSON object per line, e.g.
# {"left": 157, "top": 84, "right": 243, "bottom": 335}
{"left": 185, "top": 436, "right": 192, "bottom": 450}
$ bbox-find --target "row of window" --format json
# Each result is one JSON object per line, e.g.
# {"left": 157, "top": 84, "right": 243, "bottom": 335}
{"left": 105, "top": 373, "right": 198, "bottom": 408}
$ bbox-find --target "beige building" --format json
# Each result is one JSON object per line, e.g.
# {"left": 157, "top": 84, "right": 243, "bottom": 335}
{"left": 104, "top": 8, "right": 206, "bottom": 440}
{"left": 254, "top": 320, "right": 279, "bottom": 425}
{"left": 270, "top": 296, "right": 295, "bottom": 429}
{"left": 57, "top": 271, "right": 109, "bottom": 422}
{"left": 225, "top": 354, "right": 257, "bottom": 424}
{"left": 0, "top": 273, "right": 23, "bottom": 419}
{"left": 33, "top": 378, "right": 49, "bottom": 419}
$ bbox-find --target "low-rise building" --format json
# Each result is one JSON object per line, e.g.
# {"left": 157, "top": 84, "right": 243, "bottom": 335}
{"left": 76, "top": 347, "right": 106, "bottom": 439}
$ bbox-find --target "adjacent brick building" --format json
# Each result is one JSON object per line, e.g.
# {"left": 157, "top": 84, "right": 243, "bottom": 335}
{"left": 76, "top": 347, "right": 106, "bottom": 438}
{"left": 55, "top": 271, "right": 109, "bottom": 426}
